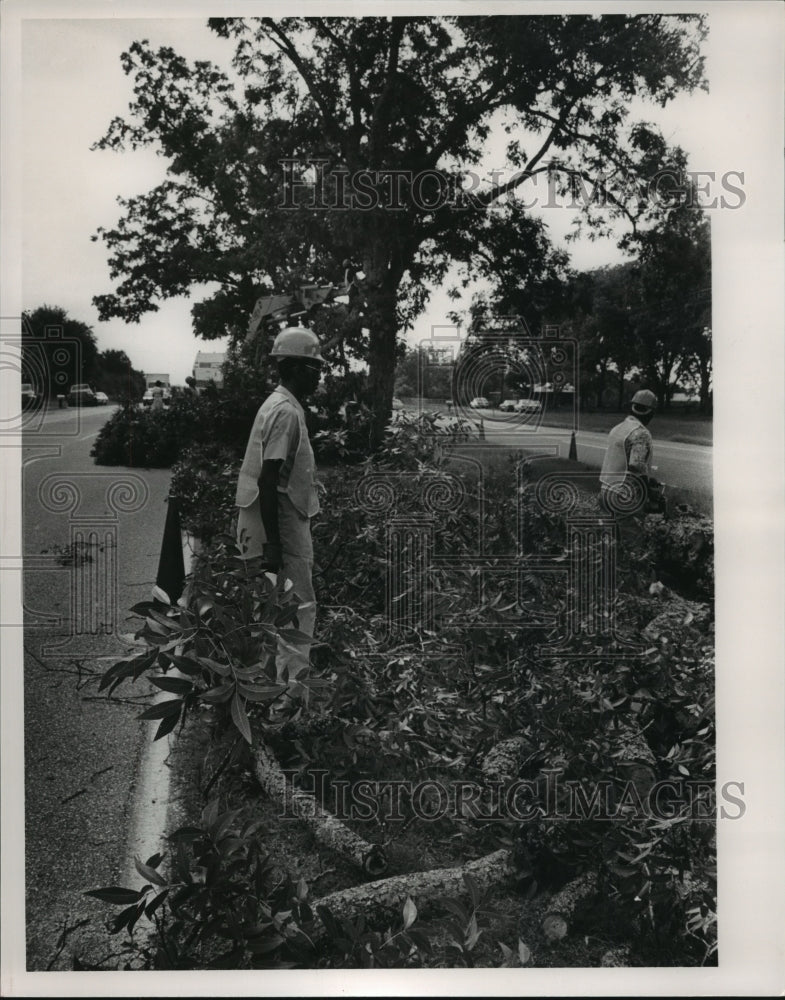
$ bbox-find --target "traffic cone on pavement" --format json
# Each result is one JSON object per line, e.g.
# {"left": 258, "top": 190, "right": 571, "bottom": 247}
{"left": 568, "top": 431, "right": 577, "bottom": 461}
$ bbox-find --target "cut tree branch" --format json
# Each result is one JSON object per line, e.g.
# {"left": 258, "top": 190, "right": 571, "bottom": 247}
{"left": 252, "top": 734, "right": 388, "bottom": 877}
{"left": 313, "top": 847, "right": 517, "bottom": 929}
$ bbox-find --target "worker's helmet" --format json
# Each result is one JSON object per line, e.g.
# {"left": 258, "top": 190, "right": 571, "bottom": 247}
{"left": 270, "top": 326, "right": 325, "bottom": 364}
{"left": 631, "top": 388, "right": 657, "bottom": 414}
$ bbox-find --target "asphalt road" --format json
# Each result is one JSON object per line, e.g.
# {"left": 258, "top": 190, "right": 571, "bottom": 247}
{"left": 432, "top": 407, "right": 713, "bottom": 513}
{"left": 19, "top": 404, "right": 173, "bottom": 970}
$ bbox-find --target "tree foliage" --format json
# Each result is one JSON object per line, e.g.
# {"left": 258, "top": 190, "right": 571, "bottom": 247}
{"left": 22, "top": 306, "right": 147, "bottom": 401}
{"left": 92, "top": 14, "right": 707, "bottom": 441}
{"left": 22, "top": 305, "right": 100, "bottom": 397}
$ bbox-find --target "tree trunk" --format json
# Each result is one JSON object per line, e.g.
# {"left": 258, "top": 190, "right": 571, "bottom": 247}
{"left": 313, "top": 848, "right": 516, "bottom": 930}
{"left": 698, "top": 356, "right": 712, "bottom": 415}
{"left": 252, "top": 735, "right": 389, "bottom": 877}
{"left": 616, "top": 365, "right": 626, "bottom": 411}
{"left": 362, "top": 242, "right": 401, "bottom": 450}
{"left": 595, "top": 362, "right": 607, "bottom": 409}
{"left": 540, "top": 872, "right": 598, "bottom": 943}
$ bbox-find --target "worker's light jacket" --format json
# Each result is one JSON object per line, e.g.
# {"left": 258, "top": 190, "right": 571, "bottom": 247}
{"left": 235, "top": 386, "right": 320, "bottom": 519}
{"left": 599, "top": 415, "right": 653, "bottom": 487}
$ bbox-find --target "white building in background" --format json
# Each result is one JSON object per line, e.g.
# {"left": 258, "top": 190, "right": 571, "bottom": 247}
{"left": 192, "top": 351, "right": 226, "bottom": 389}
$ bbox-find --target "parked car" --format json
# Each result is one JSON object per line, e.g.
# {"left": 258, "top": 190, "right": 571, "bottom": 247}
{"left": 21, "top": 382, "right": 38, "bottom": 410}
{"left": 67, "top": 383, "right": 97, "bottom": 406}
{"left": 391, "top": 397, "right": 404, "bottom": 411}
{"left": 469, "top": 396, "right": 490, "bottom": 409}
{"left": 515, "top": 398, "right": 542, "bottom": 413}
{"left": 498, "top": 399, "right": 517, "bottom": 412}
{"left": 94, "top": 391, "right": 109, "bottom": 405}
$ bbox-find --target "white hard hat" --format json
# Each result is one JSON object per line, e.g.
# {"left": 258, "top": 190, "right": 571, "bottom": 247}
{"left": 270, "top": 326, "right": 325, "bottom": 363}
{"left": 631, "top": 388, "right": 657, "bottom": 413}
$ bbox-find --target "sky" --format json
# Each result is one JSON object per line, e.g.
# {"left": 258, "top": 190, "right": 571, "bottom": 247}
{"left": 9, "top": 9, "right": 746, "bottom": 384}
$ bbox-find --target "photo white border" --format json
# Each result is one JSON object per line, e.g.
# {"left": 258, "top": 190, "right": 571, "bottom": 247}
{"left": 2, "top": 0, "right": 783, "bottom": 995}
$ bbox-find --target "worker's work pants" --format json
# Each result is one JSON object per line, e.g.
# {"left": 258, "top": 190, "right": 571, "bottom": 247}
{"left": 598, "top": 484, "right": 649, "bottom": 587}
{"left": 237, "top": 495, "right": 316, "bottom": 684}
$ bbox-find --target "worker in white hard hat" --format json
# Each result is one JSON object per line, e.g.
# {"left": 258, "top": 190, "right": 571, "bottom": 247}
{"left": 235, "top": 326, "right": 324, "bottom": 690}
{"left": 599, "top": 388, "right": 662, "bottom": 517}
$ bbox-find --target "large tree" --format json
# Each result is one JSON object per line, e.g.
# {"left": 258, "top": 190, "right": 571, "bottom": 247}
{"left": 92, "top": 14, "right": 706, "bottom": 444}
{"left": 94, "top": 348, "right": 147, "bottom": 402}
{"left": 22, "top": 305, "right": 100, "bottom": 398}
{"left": 632, "top": 200, "right": 711, "bottom": 411}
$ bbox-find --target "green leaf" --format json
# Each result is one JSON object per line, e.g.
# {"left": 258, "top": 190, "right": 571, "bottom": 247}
{"left": 402, "top": 896, "right": 417, "bottom": 930}
{"left": 144, "top": 889, "right": 169, "bottom": 919}
{"left": 518, "top": 939, "right": 531, "bottom": 965}
{"left": 138, "top": 698, "right": 183, "bottom": 721}
{"left": 498, "top": 941, "right": 515, "bottom": 966}
{"left": 85, "top": 886, "right": 142, "bottom": 905}
{"left": 144, "top": 617, "right": 170, "bottom": 636}
{"left": 465, "top": 912, "right": 481, "bottom": 949}
{"left": 316, "top": 905, "right": 342, "bottom": 940}
{"left": 237, "top": 682, "right": 287, "bottom": 703}
{"left": 200, "top": 657, "right": 232, "bottom": 677}
{"left": 167, "top": 825, "right": 203, "bottom": 842}
{"left": 112, "top": 903, "right": 140, "bottom": 935}
{"left": 155, "top": 710, "right": 181, "bottom": 740}
{"left": 134, "top": 855, "right": 167, "bottom": 887}
{"left": 200, "top": 682, "right": 234, "bottom": 704}
{"left": 231, "top": 691, "right": 252, "bottom": 744}
{"left": 129, "top": 600, "right": 165, "bottom": 617}
{"left": 150, "top": 674, "right": 193, "bottom": 695}
{"left": 159, "top": 653, "right": 203, "bottom": 675}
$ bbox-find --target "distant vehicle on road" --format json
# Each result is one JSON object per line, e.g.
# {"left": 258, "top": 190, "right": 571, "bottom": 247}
{"left": 21, "top": 382, "right": 39, "bottom": 410}
{"left": 515, "top": 399, "right": 542, "bottom": 413}
{"left": 498, "top": 399, "right": 517, "bottom": 412}
{"left": 94, "top": 391, "right": 109, "bottom": 405}
{"left": 469, "top": 396, "right": 490, "bottom": 409}
{"left": 67, "top": 383, "right": 97, "bottom": 406}
{"left": 392, "top": 397, "right": 404, "bottom": 411}
{"left": 142, "top": 388, "right": 171, "bottom": 408}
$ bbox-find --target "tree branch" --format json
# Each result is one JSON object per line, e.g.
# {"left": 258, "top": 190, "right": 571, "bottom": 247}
{"left": 261, "top": 19, "right": 342, "bottom": 145}
{"left": 369, "top": 17, "right": 408, "bottom": 162}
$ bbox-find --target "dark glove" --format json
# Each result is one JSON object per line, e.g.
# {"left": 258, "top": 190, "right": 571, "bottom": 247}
{"left": 261, "top": 542, "right": 283, "bottom": 573}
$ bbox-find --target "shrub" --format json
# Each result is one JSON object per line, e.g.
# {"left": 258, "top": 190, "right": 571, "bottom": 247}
{"left": 91, "top": 403, "right": 182, "bottom": 468}
{"left": 170, "top": 444, "right": 239, "bottom": 545}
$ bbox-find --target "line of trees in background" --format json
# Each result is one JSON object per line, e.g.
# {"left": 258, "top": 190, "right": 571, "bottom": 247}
{"left": 22, "top": 305, "right": 147, "bottom": 402}
{"left": 442, "top": 163, "right": 711, "bottom": 413}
